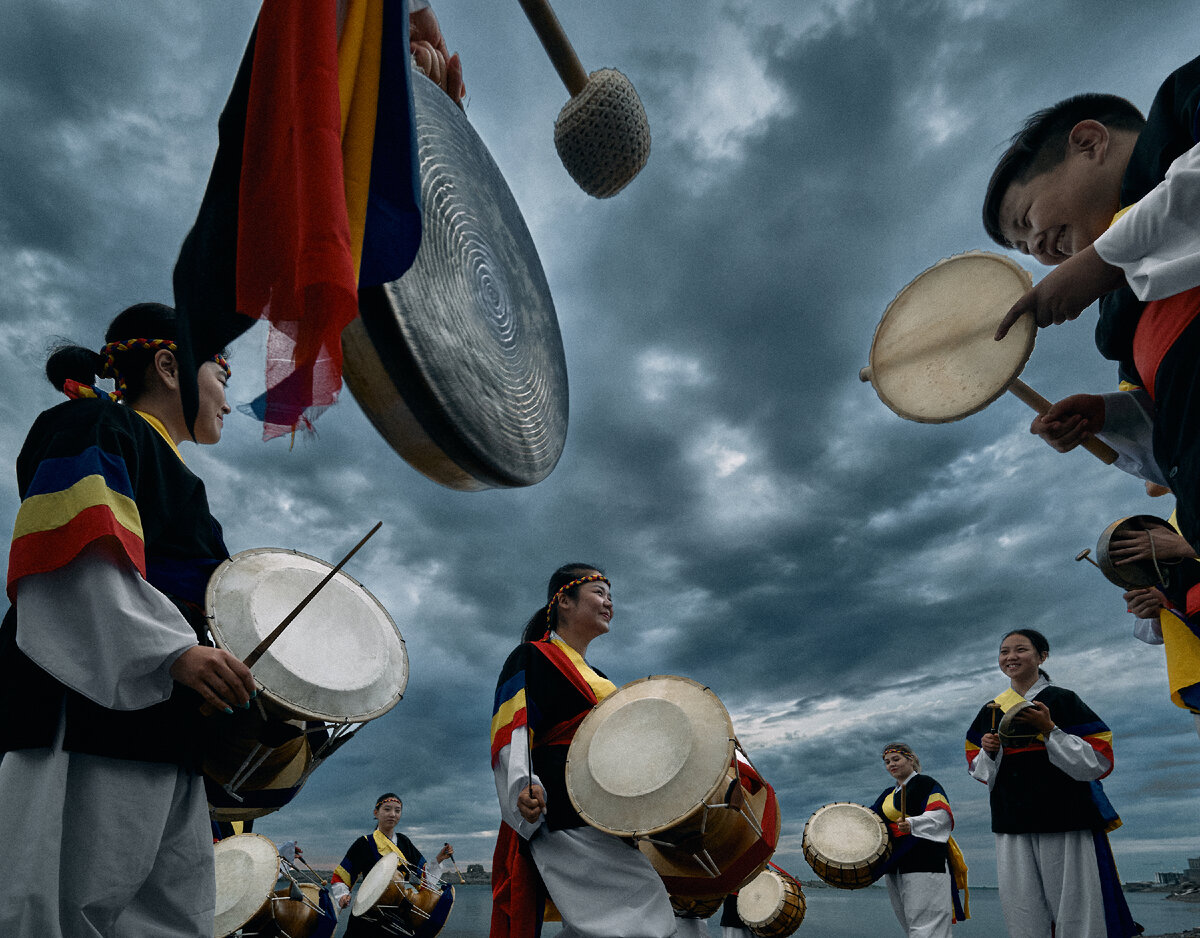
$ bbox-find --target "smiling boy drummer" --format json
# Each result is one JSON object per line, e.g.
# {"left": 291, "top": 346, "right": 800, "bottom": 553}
{"left": 983, "top": 54, "right": 1200, "bottom": 545}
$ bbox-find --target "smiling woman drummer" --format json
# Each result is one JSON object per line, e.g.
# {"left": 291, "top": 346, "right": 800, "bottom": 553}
{"left": 965, "top": 629, "right": 1138, "bottom": 938}
{"left": 869, "top": 743, "right": 967, "bottom": 938}
{"left": 0, "top": 302, "right": 256, "bottom": 937}
{"left": 489, "top": 564, "right": 676, "bottom": 938}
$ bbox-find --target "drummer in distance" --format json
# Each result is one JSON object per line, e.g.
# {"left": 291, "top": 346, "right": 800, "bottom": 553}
{"left": 983, "top": 54, "right": 1200, "bottom": 546}
{"left": 330, "top": 792, "right": 456, "bottom": 933}
{"left": 964, "top": 629, "right": 1138, "bottom": 938}
{"left": 869, "top": 743, "right": 967, "bottom": 938}
{"left": 489, "top": 564, "right": 678, "bottom": 938}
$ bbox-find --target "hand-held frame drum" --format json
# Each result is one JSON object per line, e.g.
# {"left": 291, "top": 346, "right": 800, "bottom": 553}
{"left": 343, "top": 73, "right": 568, "bottom": 490}
{"left": 515, "top": 0, "right": 650, "bottom": 197}
{"left": 566, "top": 675, "right": 780, "bottom": 899}
{"left": 736, "top": 867, "right": 806, "bottom": 938}
{"left": 801, "top": 802, "right": 890, "bottom": 889}
{"left": 861, "top": 251, "right": 1117, "bottom": 464}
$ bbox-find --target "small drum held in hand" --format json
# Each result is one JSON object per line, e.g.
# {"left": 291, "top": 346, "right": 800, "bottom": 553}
{"left": 1095, "top": 514, "right": 1175, "bottom": 589}
{"left": 737, "top": 868, "right": 806, "bottom": 938}
{"left": 997, "top": 699, "right": 1042, "bottom": 748}
{"left": 566, "top": 675, "right": 780, "bottom": 898}
{"left": 802, "top": 802, "right": 890, "bottom": 889}
{"left": 351, "top": 853, "right": 455, "bottom": 938}
{"left": 204, "top": 548, "right": 409, "bottom": 820}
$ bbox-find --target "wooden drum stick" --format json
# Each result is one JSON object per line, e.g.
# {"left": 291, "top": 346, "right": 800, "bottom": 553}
{"left": 243, "top": 522, "right": 383, "bottom": 668}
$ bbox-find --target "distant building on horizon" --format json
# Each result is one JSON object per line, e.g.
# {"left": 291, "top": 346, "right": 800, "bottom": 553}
{"left": 1154, "top": 856, "right": 1200, "bottom": 886}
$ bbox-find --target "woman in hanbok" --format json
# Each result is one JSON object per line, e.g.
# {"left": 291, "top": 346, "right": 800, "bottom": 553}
{"left": 489, "top": 563, "right": 676, "bottom": 938}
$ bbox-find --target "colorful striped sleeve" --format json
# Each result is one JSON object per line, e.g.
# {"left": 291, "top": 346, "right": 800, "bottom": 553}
{"left": 923, "top": 781, "right": 954, "bottom": 824}
{"left": 491, "top": 649, "right": 529, "bottom": 768}
{"left": 7, "top": 443, "right": 145, "bottom": 598}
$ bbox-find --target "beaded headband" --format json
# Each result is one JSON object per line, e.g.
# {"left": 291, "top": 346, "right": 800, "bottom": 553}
{"left": 99, "top": 338, "right": 231, "bottom": 400}
{"left": 545, "top": 573, "right": 610, "bottom": 626}
{"left": 882, "top": 743, "right": 918, "bottom": 768}
{"left": 376, "top": 795, "right": 402, "bottom": 809}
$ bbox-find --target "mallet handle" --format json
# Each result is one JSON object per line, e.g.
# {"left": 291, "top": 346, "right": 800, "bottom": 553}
{"left": 516, "top": 0, "right": 589, "bottom": 96}
{"left": 1007, "top": 379, "right": 1118, "bottom": 465}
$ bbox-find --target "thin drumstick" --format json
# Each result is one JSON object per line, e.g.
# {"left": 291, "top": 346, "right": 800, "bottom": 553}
{"left": 243, "top": 522, "right": 382, "bottom": 668}
{"left": 1006, "top": 379, "right": 1117, "bottom": 464}
{"left": 445, "top": 844, "right": 467, "bottom": 884}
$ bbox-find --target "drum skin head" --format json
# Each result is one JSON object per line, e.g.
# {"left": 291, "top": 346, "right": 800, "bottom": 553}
{"left": 867, "top": 251, "right": 1035, "bottom": 423}
{"left": 566, "top": 675, "right": 735, "bottom": 836}
{"left": 206, "top": 548, "right": 408, "bottom": 723}
{"left": 802, "top": 802, "right": 889, "bottom": 889}
{"left": 353, "top": 853, "right": 401, "bottom": 917}
{"left": 737, "top": 868, "right": 806, "bottom": 936}
{"left": 343, "top": 72, "right": 568, "bottom": 491}
{"left": 1096, "top": 514, "right": 1174, "bottom": 589}
{"left": 213, "top": 833, "right": 280, "bottom": 937}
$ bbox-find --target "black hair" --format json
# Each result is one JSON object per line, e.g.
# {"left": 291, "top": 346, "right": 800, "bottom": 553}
{"left": 982, "top": 93, "right": 1145, "bottom": 248}
{"left": 375, "top": 792, "right": 402, "bottom": 810}
{"left": 45, "top": 302, "right": 179, "bottom": 402}
{"left": 1001, "top": 628, "right": 1051, "bottom": 681}
{"left": 519, "top": 562, "right": 606, "bottom": 644}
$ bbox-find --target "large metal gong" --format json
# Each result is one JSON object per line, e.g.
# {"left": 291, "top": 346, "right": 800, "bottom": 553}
{"left": 343, "top": 73, "right": 568, "bottom": 490}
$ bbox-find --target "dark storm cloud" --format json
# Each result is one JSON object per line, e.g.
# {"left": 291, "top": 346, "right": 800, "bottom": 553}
{"left": 1, "top": 0, "right": 1198, "bottom": 889}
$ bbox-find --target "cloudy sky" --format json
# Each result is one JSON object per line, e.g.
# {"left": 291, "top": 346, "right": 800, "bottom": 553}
{"left": 2, "top": 0, "right": 1199, "bottom": 893}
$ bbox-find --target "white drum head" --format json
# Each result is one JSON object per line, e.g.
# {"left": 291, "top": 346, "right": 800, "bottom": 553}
{"left": 737, "top": 869, "right": 786, "bottom": 927}
{"left": 868, "top": 251, "right": 1034, "bottom": 423}
{"left": 803, "top": 803, "right": 886, "bottom": 863}
{"left": 213, "top": 833, "right": 280, "bottom": 937}
{"left": 566, "top": 675, "right": 735, "bottom": 836}
{"left": 353, "top": 853, "right": 400, "bottom": 917}
{"left": 207, "top": 548, "right": 408, "bottom": 722}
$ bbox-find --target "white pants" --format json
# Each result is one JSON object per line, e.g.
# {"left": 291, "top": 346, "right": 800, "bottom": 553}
{"left": 995, "top": 831, "right": 1105, "bottom": 938}
{"left": 530, "top": 825, "right": 677, "bottom": 938}
{"left": 884, "top": 870, "right": 952, "bottom": 938}
{"left": 0, "top": 742, "right": 213, "bottom": 938}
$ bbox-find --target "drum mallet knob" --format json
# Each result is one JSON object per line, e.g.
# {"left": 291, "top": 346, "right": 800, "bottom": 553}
{"left": 1075, "top": 548, "right": 1102, "bottom": 571}
{"left": 516, "top": 0, "right": 650, "bottom": 198}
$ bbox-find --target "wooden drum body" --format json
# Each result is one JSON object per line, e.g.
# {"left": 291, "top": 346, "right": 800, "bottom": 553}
{"left": 203, "top": 548, "right": 409, "bottom": 821}
{"left": 566, "top": 675, "right": 780, "bottom": 899}
{"left": 801, "top": 802, "right": 890, "bottom": 889}
{"left": 737, "top": 868, "right": 806, "bottom": 938}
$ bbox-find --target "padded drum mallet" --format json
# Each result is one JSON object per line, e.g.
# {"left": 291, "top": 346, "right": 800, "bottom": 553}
{"left": 516, "top": 0, "right": 650, "bottom": 197}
